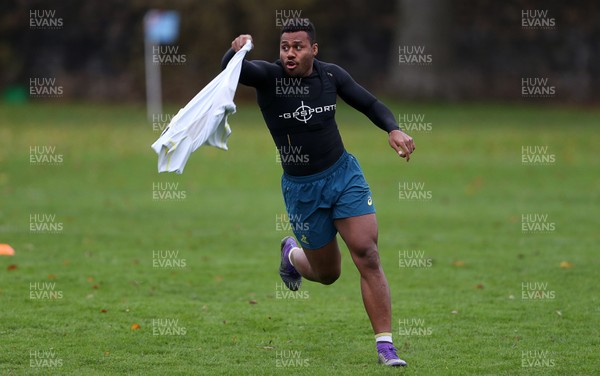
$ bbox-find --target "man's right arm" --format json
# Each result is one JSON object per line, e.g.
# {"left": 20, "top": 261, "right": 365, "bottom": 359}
{"left": 221, "top": 34, "right": 270, "bottom": 88}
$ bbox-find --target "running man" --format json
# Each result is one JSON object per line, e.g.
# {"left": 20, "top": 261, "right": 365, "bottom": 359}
{"left": 222, "top": 20, "right": 415, "bottom": 367}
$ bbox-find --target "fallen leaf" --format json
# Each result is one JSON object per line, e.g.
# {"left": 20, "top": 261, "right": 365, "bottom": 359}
{"left": 7, "top": 264, "right": 17, "bottom": 271}
{"left": 63, "top": 259, "right": 70, "bottom": 265}
{"left": 465, "top": 176, "right": 483, "bottom": 195}
{"left": 48, "top": 274, "right": 56, "bottom": 279}
{"left": 214, "top": 275, "right": 224, "bottom": 282}
{"left": 451, "top": 310, "right": 458, "bottom": 314}
{"left": 92, "top": 285, "right": 99, "bottom": 289}
{"left": 556, "top": 310, "right": 562, "bottom": 316}
{"left": 104, "top": 351, "right": 110, "bottom": 357}
{"left": 131, "top": 323, "right": 141, "bottom": 330}
{"left": 559, "top": 261, "right": 573, "bottom": 269}
{"left": 87, "top": 276, "right": 95, "bottom": 282}
{"left": 249, "top": 299, "right": 257, "bottom": 304}
{"left": 508, "top": 295, "right": 515, "bottom": 299}
{"left": 452, "top": 260, "right": 465, "bottom": 267}
{"left": 475, "top": 283, "right": 484, "bottom": 289}
{"left": 100, "top": 309, "right": 108, "bottom": 313}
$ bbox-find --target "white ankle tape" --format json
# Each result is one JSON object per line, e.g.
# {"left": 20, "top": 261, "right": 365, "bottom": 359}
{"left": 288, "top": 247, "right": 300, "bottom": 267}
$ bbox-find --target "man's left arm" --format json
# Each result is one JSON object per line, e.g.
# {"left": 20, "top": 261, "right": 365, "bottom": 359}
{"left": 334, "top": 66, "right": 416, "bottom": 161}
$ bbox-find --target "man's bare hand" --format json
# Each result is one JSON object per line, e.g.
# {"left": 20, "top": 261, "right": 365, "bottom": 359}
{"left": 388, "top": 129, "right": 415, "bottom": 162}
{"left": 231, "top": 34, "right": 253, "bottom": 52}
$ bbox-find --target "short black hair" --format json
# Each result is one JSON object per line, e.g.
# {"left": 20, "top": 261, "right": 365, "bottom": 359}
{"left": 280, "top": 19, "right": 316, "bottom": 45}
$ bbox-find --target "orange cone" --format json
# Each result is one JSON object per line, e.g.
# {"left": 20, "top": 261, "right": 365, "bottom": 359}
{"left": 0, "top": 244, "right": 15, "bottom": 256}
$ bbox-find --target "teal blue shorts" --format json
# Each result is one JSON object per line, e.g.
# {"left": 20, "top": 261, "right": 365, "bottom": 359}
{"left": 281, "top": 151, "right": 375, "bottom": 250}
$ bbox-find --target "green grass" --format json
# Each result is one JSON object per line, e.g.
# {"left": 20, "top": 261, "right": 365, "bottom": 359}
{"left": 0, "top": 101, "right": 598, "bottom": 375}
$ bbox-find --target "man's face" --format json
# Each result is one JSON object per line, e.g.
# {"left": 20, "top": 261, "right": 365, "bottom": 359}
{"left": 280, "top": 31, "right": 318, "bottom": 77}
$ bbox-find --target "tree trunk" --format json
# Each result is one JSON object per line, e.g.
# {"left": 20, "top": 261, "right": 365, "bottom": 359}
{"left": 388, "top": 0, "right": 453, "bottom": 99}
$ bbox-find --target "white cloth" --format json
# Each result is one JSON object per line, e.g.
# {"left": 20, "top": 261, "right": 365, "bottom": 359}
{"left": 151, "top": 40, "right": 252, "bottom": 173}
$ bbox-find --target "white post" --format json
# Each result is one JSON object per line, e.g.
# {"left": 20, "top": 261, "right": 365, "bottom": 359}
{"left": 144, "top": 12, "right": 162, "bottom": 122}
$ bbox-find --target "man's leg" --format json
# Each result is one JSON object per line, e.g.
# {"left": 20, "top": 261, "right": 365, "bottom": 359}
{"left": 334, "top": 213, "right": 406, "bottom": 366}
{"left": 289, "top": 237, "right": 342, "bottom": 285}
{"left": 333, "top": 213, "right": 390, "bottom": 334}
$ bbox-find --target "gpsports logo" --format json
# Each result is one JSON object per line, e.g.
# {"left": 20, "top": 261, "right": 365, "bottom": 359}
{"left": 278, "top": 101, "right": 336, "bottom": 124}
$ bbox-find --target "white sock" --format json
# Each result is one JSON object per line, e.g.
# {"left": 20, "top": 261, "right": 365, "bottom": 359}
{"left": 375, "top": 332, "right": 393, "bottom": 344}
{"left": 288, "top": 247, "right": 301, "bottom": 267}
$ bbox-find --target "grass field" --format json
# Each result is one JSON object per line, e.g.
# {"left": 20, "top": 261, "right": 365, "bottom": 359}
{"left": 0, "top": 101, "right": 598, "bottom": 375}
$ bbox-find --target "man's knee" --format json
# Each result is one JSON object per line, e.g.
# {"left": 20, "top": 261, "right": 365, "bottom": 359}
{"left": 352, "top": 244, "right": 381, "bottom": 271}
{"left": 317, "top": 270, "right": 340, "bottom": 285}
